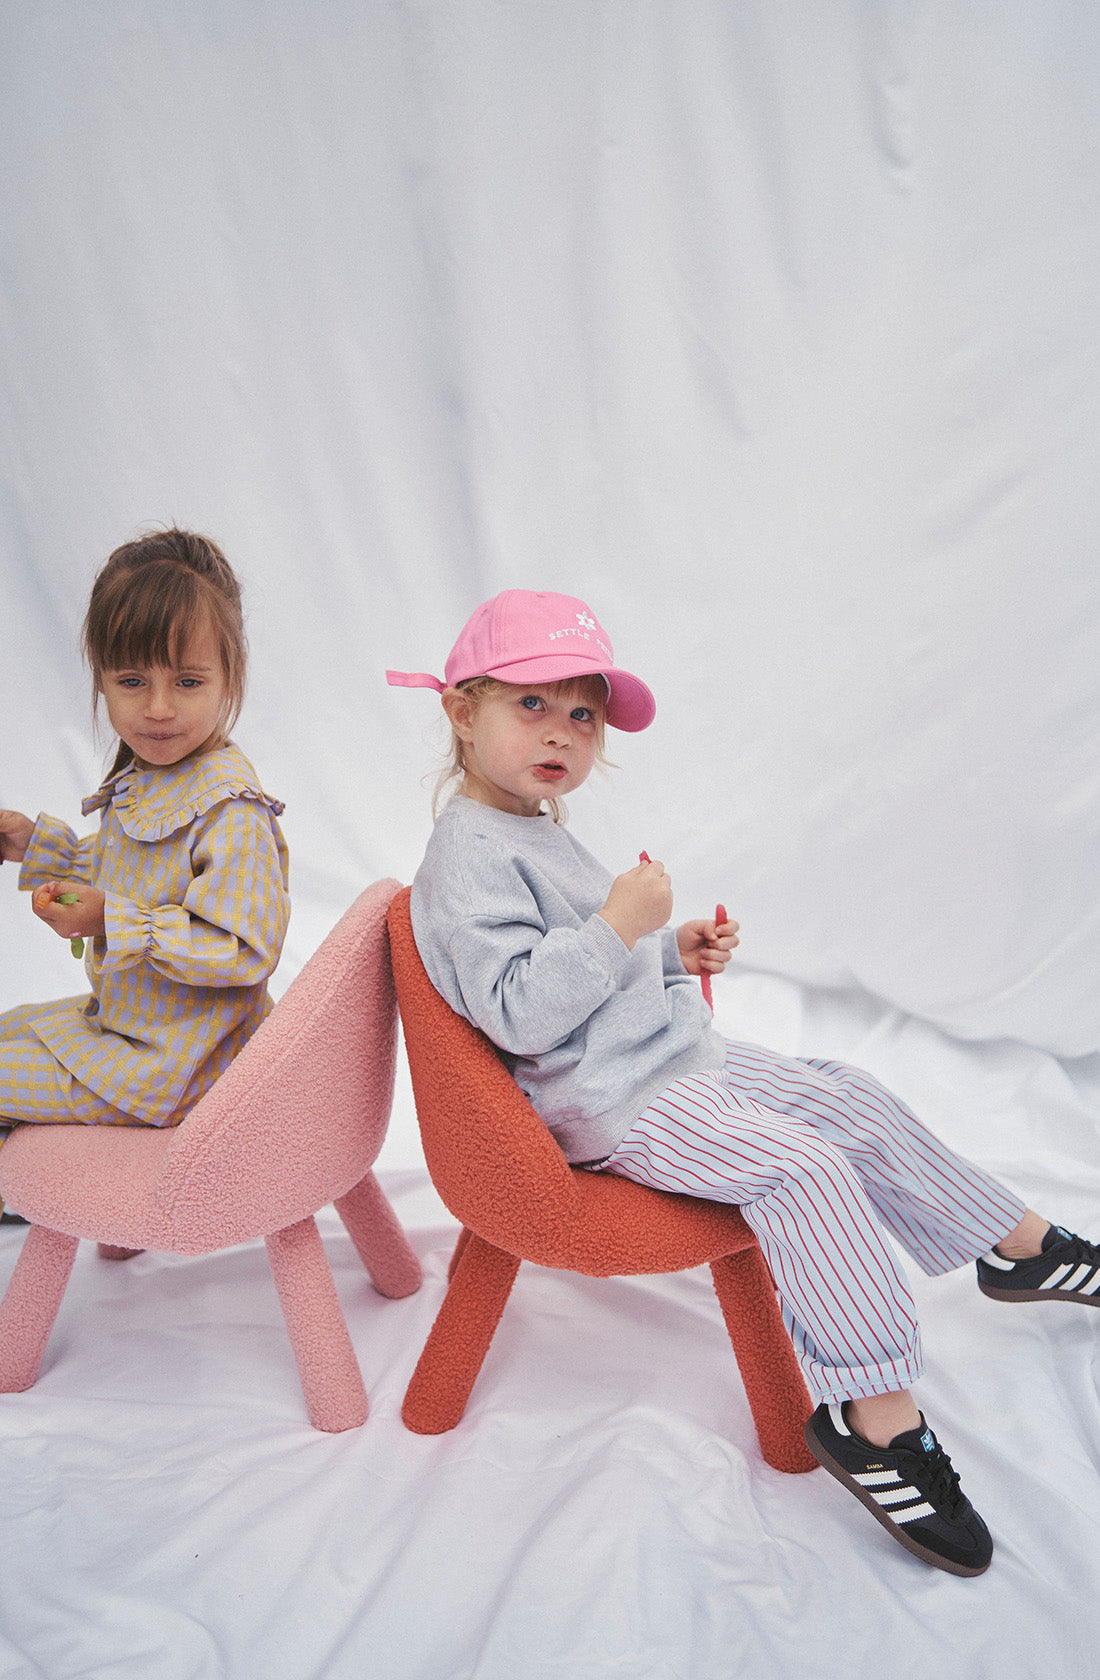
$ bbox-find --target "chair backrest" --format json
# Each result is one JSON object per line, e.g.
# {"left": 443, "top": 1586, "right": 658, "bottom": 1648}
{"left": 387, "top": 887, "right": 581, "bottom": 1252}
{"left": 154, "top": 878, "right": 402, "bottom": 1246}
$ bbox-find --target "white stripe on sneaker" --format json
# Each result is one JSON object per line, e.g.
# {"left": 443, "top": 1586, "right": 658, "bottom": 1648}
{"left": 1047, "top": 1263, "right": 1094, "bottom": 1290}
{"left": 853, "top": 1469, "right": 936, "bottom": 1523}
{"left": 852, "top": 1470, "right": 936, "bottom": 1524}
{"left": 891, "top": 1501, "right": 936, "bottom": 1524}
{"left": 856, "top": 1470, "right": 901, "bottom": 1489}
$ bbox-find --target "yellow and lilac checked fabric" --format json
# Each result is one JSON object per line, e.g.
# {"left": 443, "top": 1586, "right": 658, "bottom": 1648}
{"left": 4, "top": 743, "right": 289, "bottom": 1127}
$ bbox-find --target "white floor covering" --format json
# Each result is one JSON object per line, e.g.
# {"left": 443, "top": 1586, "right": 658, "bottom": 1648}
{"left": 2, "top": 970, "right": 1099, "bottom": 1680}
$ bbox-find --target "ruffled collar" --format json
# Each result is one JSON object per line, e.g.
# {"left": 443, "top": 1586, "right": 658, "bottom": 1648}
{"left": 82, "top": 743, "right": 284, "bottom": 842}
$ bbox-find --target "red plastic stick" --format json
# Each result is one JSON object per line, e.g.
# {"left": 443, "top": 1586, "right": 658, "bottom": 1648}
{"left": 641, "top": 853, "right": 724, "bottom": 1013}
{"left": 701, "top": 903, "right": 727, "bottom": 1011}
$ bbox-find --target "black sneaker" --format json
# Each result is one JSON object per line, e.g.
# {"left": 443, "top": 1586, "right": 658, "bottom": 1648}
{"left": 977, "top": 1224, "right": 1100, "bottom": 1305}
{"left": 805, "top": 1403, "right": 993, "bottom": 1576}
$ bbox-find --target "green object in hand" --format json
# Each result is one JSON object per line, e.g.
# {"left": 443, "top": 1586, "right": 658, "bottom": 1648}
{"left": 57, "top": 893, "right": 84, "bottom": 959}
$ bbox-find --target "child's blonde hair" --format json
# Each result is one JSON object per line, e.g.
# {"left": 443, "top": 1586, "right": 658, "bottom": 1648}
{"left": 435, "top": 673, "right": 612, "bottom": 822}
{"left": 82, "top": 527, "right": 247, "bottom": 778}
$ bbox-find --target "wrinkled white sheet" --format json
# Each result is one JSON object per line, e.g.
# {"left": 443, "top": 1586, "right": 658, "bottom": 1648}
{"left": 3, "top": 0, "right": 1100, "bottom": 1050}
{"left": 2, "top": 973, "right": 1099, "bottom": 1680}
{"left": 3, "top": 2, "right": 1100, "bottom": 1674}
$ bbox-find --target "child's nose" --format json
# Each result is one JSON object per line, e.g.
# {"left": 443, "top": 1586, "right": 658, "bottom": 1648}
{"left": 145, "top": 685, "right": 175, "bottom": 717}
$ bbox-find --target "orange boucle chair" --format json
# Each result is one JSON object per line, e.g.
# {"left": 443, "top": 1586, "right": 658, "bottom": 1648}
{"left": 0, "top": 878, "right": 421, "bottom": 1433}
{"left": 387, "top": 887, "right": 816, "bottom": 1473}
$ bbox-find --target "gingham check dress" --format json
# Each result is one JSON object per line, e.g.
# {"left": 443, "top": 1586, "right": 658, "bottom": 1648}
{"left": 3, "top": 744, "right": 289, "bottom": 1127}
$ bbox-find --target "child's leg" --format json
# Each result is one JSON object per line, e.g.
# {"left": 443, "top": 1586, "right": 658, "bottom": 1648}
{"left": 717, "top": 1043, "right": 1027, "bottom": 1273}
{"left": 599, "top": 1075, "right": 995, "bottom": 1574}
{"left": 0, "top": 1003, "right": 139, "bottom": 1126}
{"left": 600, "top": 1072, "right": 925, "bottom": 1405}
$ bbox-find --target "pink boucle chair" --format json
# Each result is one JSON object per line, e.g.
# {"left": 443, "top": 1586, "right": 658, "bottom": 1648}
{"left": 0, "top": 878, "right": 421, "bottom": 1432}
{"left": 387, "top": 887, "right": 816, "bottom": 1473}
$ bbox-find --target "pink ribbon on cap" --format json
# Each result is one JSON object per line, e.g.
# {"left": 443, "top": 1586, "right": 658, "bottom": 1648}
{"left": 386, "top": 670, "right": 445, "bottom": 691}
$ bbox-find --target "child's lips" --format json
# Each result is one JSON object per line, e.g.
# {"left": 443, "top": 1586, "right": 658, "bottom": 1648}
{"left": 532, "top": 762, "right": 567, "bottom": 781}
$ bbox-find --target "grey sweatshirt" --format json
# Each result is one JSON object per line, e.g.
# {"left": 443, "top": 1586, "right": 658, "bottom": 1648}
{"left": 410, "top": 796, "right": 725, "bottom": 1162}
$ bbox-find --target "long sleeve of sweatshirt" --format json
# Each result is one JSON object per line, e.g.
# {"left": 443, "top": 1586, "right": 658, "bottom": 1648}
{"left": 410, "top": 797, "right": 724, "bottom": 1162}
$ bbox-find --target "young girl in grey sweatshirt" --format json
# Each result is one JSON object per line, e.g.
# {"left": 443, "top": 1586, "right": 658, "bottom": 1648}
{"left": 388, "top": 587, "right": 1100, "bottom": 1580}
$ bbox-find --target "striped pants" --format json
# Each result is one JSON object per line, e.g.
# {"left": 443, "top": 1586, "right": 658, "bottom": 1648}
{"left": 596, "top": 1041, "right": 1026, "bottom": 1405}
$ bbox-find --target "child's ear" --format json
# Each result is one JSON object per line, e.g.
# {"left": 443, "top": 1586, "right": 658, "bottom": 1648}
{"left": 441, "top": 686, "right": 475, "bottom": 742}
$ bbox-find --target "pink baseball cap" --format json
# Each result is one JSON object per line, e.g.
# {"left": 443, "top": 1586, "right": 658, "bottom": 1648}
{"left": 387, "top": 590, "right": 656, "bottom": 731}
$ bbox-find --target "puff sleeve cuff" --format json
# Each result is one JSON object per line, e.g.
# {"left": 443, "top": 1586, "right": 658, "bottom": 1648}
{"left": 17, "top": 813, "right": 96, "bottom": 891}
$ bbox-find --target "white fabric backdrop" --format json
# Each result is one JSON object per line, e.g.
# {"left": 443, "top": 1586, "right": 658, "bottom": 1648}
{"left": 3, "top": 7, "right": 1100, "bottom": 1677}
{"left": 3, "top": 0, "right": 1099, "bottom": 1053}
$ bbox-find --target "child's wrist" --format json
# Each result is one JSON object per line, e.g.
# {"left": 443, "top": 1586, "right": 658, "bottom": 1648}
{"left": 596, "top": 909, "right": 637, "bottom": 951}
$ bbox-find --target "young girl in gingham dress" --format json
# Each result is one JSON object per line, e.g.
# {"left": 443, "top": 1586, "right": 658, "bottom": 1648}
{"left": 0, "top": 528, "right": 289, "bottom": 1133}
{"left": 390, "top": 587, "right": 1100, "bottom": 1580}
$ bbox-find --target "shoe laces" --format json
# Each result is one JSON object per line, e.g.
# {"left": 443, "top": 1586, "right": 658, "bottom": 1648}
{"left": 903, "top": 1438, "right": 967, "bottom": 1516}
{"left": 1047, "top": 1230, "right": 1098, "bottom": 1268}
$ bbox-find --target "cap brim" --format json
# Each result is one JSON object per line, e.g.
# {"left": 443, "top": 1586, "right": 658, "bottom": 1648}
{"left": 482, "top": 653, "right": 656, "bottom": 731}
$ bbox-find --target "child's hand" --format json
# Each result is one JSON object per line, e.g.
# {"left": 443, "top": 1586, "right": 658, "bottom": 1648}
{"left": 0, "top": 810, "right": 35, "bottom": 865}
{"left": 32, "top": 881, "right": 106, "bottom": 941}
{"left": 598, "top": 858, "right": 675, "bottom": 950}
{"left": 677, "top": 915, "right": 740, "bottom": 977}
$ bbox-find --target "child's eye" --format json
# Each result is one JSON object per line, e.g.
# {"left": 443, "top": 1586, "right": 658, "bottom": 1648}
{"left": 519, "top": 695, "right": 543, "bottom": 711}
{"left": 178, "top": 677, "right": 201, "bottom": 689}
{"left": 571, "top": 707, "right": 594, "bottom": 723}
{"left": 117, "top": 676, "right": 144, "bottom": 689}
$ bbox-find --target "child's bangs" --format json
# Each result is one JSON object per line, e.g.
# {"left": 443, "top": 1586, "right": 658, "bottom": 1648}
{"left": 89, "top": 565, "right": 213, "bottom": 675}
{"left": 545, "top": 674, "right": 609, "bottom": 715}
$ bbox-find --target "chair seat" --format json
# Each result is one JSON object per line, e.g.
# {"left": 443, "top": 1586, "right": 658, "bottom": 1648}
{"left": 0, "top": 1120, "right": 367, "bottom": 1257}
{"left": 476, "top": 1168, "right": 758, "bottom": 1277}
{"left": 0, "top": 1125, "right": 180, "bottom": 1252}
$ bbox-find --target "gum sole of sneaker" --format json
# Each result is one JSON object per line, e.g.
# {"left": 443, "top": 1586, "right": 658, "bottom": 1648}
{"left": 804, "top": 1429, "right": 992, "bottom": 1578}
{"left": 978, "top": 1282, "right": 1100, "bottom": 1305}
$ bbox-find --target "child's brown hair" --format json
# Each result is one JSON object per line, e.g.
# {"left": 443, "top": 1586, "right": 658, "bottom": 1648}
{"left": 82, "top": 527, "right": 247, "bottom": 777}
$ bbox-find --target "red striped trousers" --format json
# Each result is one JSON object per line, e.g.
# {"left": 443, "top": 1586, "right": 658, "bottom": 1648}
{"left": 596, "top": 1040, "right": 1025, "bottom": 1404}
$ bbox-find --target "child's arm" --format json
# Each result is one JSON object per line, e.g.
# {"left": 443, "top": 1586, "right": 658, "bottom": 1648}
{"left": 100, "top": 800, "right": 288, "bottom": 989}
{"left": 446, "top": 859, "right": 673, "bottom": 1058}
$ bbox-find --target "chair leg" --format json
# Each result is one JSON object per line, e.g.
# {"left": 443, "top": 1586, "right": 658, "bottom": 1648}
{"left": 401, "top": 1234, "right": 521, "bottom": 1435}
{"left": 710, "top": 1248, "right": 817, "bottom": 1474}
{"left": 0, "top": 1225, "right": 80, "bottom": 1393}
{"left": 265, "top": 1217, "right": 368, "bottom": 1432}
{"left": 334, "top": 1170, "right": 422, "bottom": 1299}
{"left": 447, "top": 1226, "right": 472, "bottom": 1281}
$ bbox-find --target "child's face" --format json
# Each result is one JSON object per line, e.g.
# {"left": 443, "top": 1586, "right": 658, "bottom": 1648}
{"left": 450, "top": 682, "right": 602, "bottom": 817}
{"left": 101, "top": 623, "right": 229, "bottom": 768}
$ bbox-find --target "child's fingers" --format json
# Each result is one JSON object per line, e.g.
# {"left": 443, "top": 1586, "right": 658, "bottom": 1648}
{"left": 637, "top": 853, "right": 668, "bottom": 877}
